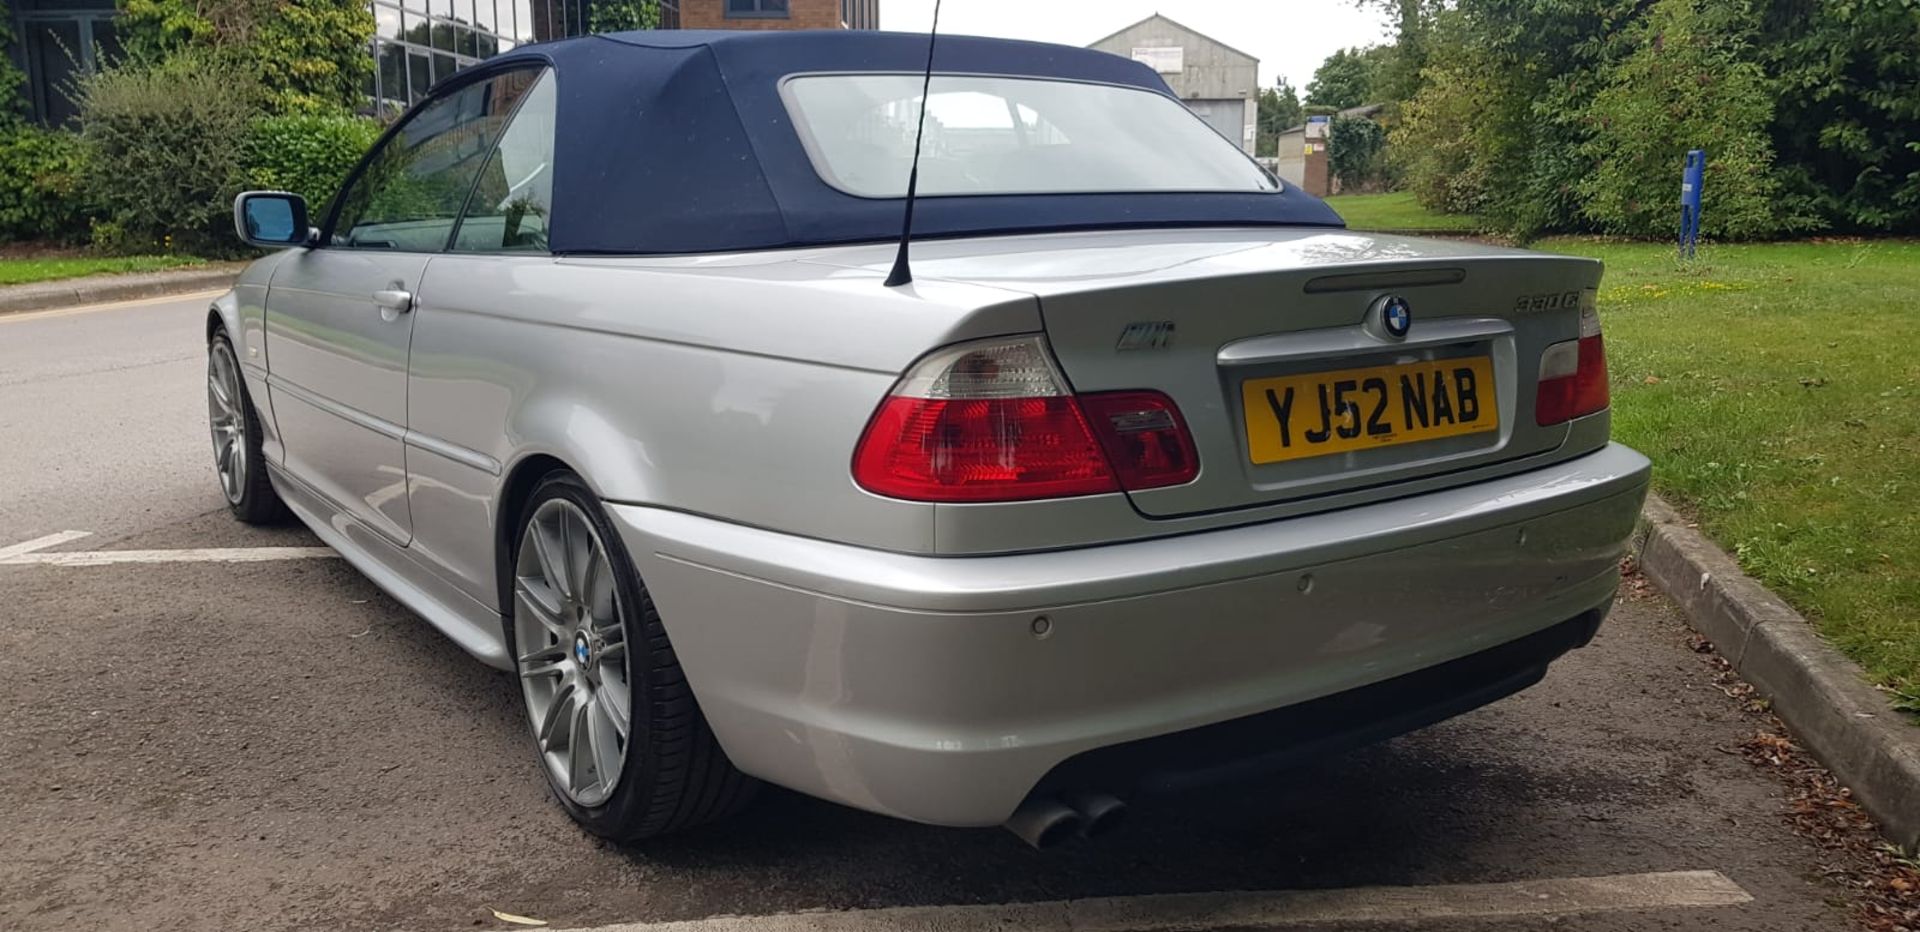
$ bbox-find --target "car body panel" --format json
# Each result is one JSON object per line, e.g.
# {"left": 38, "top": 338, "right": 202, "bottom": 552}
{"left": 237, "top": 229, "right": 1631, "bottom": 667}
{"left": 263, "top": 249, "right": 427, "bottom": 546}
{"left": 213, "top": 254, "right": 291, "bottom": 464}
{"left": 807, "top": 229, "right": 1603, "bottom": 518}
{"left": 609, "top": 443, "right": 1649, "bottom": 825}
{"left": 398, "top": 251, "right": 1045, "bottom": 611}
{"left": 268, "top": 458, "right": 508, "bottom": 667}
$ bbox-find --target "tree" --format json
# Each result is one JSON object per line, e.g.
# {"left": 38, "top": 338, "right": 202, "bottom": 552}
{"left": 115, "top": 0, "right": 374, "bottom": 114}
{"left": 590, "top": 0, "right": 661, "bottom": 32}
{"left": 1329, "top": 115, "right": 1386, "bottom": 191}
{"left": 1759, "top": 0, "right": 1920, "bottom": 232}
{"left": 1364, "top": 0, "right": 1918, "bottom": 238}
{"left": 1256, "top": 78, "right": 1303, "bottom": 157}
{"left": 1389, "top": 0, "right": 1632, "bottom": 239}
{"left": 1306, "top": 46, "right": 1383, "bottom": 110}
{"left": 0, "top": 1, "right": 26, "bottom": 124}
{"left": 1579, "top": 0, "right": 1804, "bottom": 238}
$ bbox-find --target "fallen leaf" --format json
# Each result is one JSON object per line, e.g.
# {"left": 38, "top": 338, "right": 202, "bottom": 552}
{"left": 489, "top": 909, "right": 548, "bottom": 927}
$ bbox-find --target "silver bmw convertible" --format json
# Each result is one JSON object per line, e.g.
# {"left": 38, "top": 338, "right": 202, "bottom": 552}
{"left": 211, "top": 29, "right": 1649, "bottom": 847}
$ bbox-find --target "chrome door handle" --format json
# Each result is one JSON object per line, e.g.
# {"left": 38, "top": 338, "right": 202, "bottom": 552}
{"left": 372, "top": 289, "right": 413, "bottom": 313}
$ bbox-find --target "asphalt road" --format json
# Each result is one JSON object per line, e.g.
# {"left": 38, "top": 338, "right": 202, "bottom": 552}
{"left": 0, "top": 295, "right": 1857, "bottom": 932}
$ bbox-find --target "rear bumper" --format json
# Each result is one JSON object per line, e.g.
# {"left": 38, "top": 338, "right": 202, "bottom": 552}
{"left": 607, "top": 442, "right": 1651, "bottom": 826}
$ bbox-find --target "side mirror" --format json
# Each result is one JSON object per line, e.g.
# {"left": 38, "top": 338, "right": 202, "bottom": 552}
{"left": 233, "top": 192, "right": 312, "bottom": 248}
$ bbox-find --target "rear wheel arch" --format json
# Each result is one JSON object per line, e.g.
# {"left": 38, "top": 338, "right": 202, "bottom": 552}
{"left": 494, "top": 453, "right": 575, "bottom": 612}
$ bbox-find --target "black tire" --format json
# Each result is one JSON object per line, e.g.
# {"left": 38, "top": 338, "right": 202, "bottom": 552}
{"left": 509, "top": 471, "right": 758, "bottom": 841}
{"left": 208, "top": 331, "right": 289, "bottom": 525}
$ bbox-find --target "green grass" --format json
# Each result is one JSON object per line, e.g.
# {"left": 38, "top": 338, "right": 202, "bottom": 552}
{"left": 1535, "top": 238, "right": 1920, "bottom": 713}
{"left": 0, "top": 254, "right": 206, "bottom": 286}
{"left": 1327, "top": 191, "right": 1483, "bottom": 233}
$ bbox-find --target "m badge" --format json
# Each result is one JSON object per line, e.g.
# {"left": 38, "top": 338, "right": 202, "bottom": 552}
{"left": 1116, "top": 321, "right": 1176, "bottom": 351}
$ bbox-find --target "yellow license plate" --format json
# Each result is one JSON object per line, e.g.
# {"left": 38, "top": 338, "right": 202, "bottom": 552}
{"left": 1241, "top": 357, "right": 1498, "bottom": 464}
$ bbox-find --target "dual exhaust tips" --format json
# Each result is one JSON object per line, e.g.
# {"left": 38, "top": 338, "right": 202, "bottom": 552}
{"left": 1004, "top": 792, "right": 1128, "bottom": 849}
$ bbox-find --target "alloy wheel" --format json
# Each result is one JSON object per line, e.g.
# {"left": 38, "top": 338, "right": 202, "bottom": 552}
{"left": 206, "top": 342, "right": 247, "bottom": 505}
{"left": 514, "top": 499, "right": 631, "bottom": 807}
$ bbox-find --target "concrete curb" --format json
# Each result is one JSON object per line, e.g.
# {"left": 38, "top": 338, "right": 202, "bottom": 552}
{"left": 0, "top": 264, "right": 243, "bottom": 316}
{"left": 1633, "top": 494, "right": 1920, "bottom": 852}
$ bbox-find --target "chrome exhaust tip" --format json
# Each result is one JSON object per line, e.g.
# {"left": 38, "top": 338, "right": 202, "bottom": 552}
{"left": 1004, "top": 797, "right": 1084, "bottom": 850}
{"left": 1063, "top": 792, "right": 1127, "bottom": 839}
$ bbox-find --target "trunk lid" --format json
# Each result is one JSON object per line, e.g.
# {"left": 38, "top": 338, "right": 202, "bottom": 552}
{"left": 837, "top": 228, "right": 1604, "bottom": 518}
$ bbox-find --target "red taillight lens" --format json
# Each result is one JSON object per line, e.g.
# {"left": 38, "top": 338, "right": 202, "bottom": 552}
{"left": 1536, "top": 299, "right": 1610, "bottom": 425}
{"left": 851, "top": 336, "right": 1200, "bottom": 502}
{"left": 1079, "top": 390, "right": 1200, "bottom": 490}
{"left": 852, "top": 395, "right": 1119, "bottom": 501}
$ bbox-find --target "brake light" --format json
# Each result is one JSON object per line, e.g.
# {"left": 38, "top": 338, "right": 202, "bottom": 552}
{"left": 1078, "top": 391, "right": 1200, "bottom": 490}
{"left": 852, "top": 336, "right": 1199, "bottom": 502}
{"left": 1535, "top": 297, "right": 1609, "bottom": 425}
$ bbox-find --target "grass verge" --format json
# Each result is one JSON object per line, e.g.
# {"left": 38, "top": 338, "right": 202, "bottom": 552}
{"left": 0, "top": 254, "right": 207, "bottom": 286}
{"left": 1327, "top": 191, "right": 1483, "bottom": 234}
{"left": 1540, "top": 238, "right": 1920, "bottom": 714}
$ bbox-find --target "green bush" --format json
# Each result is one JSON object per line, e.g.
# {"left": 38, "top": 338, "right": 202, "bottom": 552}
{"left": 1577, "top": 0, "right": 1810, "bottom": 239}
{"left": 77, "top": 54, "right": 261, "bottom": 256}
{"left": 1329, "top": 115, "right": 1386, "bottom": 192}
{"left": 0, "top": 126, "right": 90, "bottom": 244}
{"left": 117, "top": 0, "right": 373, "bottom": 114}
{"left": 589, "top": 0, "right": 661, "bottom": 32}
{"left": 242, "top": 112, "right": 381, "bottom": 215}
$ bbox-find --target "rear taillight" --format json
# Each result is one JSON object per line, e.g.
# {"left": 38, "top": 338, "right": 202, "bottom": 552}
{"left": 1078, "top": 391, "right": 1200, "bottom": 491}
{"left": 852, "top": 336, "right": 1199, "bottom": 502}
{"left": 1535, "top": 297, "right": 1610, "bottom": 425}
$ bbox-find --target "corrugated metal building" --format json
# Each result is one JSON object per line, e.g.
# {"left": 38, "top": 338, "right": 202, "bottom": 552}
{"left": 1087, "top": 13, "right": 1258, "bottom": 155}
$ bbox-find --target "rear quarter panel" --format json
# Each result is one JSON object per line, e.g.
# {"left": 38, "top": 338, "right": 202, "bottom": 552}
{"left": 403, "top": 252, "right": 1041, "bottom": 607}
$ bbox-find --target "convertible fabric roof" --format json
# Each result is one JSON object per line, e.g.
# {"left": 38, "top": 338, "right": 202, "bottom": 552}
{"left": 480, "top": 30, "right": 1345, "bottom": 255}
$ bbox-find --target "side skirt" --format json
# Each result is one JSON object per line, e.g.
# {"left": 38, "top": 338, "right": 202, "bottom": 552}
{"left": 267, "top": 461, "right": 512, "bottom": 670}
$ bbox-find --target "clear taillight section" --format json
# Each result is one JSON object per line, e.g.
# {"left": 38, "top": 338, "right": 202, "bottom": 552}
{"left": 852, "top": 336, "right": 1199, "bottom": 502}
{"left": 1535, "top": 296, "right": 1610, "bottom": 425}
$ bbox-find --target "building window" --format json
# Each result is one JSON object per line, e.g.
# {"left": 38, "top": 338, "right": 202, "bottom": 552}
{"left": 10, "top": 0, "right": 120, "bottom": 125}
{"left": 839, "top": 0, "right": 876, "bottom": 28}
{"left": 726, "top": 0, "right": 788, "bottom": 18}
{"left": 367, "top": 0, "right": 681, "bottom": 112}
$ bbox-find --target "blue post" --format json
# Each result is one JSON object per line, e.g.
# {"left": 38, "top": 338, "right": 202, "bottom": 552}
{"left": 1679, "top": 149, "right": 1705, "bottom": 259}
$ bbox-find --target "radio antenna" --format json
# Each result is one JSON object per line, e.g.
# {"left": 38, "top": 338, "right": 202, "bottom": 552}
{"left": 884, "top": 0, "right": 942, "bottom": 288}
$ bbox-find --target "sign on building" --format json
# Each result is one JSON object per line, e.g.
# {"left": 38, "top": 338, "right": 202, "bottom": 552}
{"left": 1130, "top": 46, "right": 1184, "bottom": 74}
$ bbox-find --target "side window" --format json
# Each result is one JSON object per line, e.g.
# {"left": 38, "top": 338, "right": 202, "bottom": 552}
{"left": 451, "top": 70, "right": 556, "bottom": 254}
{"left": 330, "top": 68, "right": 545, "bottom": 251}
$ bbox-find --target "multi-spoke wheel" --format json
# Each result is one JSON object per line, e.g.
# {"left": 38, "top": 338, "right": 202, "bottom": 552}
{"left": 515, "top": 498, "right": 631, "bottom": 807}
{"left": 508, "top": 472, "right": 756, "bottom": 840}
{"left": 206, "top": 332, "right": 286, "bottom": 524}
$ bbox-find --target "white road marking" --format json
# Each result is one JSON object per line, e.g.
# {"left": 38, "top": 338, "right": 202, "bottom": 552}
{"left": 1, "top": 546, "right": 337, "bottom": 567}
{"left": 0, "top": 288, "right": 228, "bottom": 324}
{"left": 541, "top": 870, "right": 1752, "bottom": 932}
{"left": 0, "top": 530, "right": 92, "bottom": 560}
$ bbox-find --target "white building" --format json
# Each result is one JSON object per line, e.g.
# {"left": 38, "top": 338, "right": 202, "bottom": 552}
{"left": 1088, "top": 13, "right": 1259, "bottom": 155}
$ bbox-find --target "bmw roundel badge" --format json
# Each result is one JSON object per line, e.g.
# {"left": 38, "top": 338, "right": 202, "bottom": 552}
{"left": 1380, "top": 295, "right": 1412, "bottom": 339}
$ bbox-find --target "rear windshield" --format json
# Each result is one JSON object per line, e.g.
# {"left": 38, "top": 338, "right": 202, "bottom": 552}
{"left": 781, "top": 73, "right": 1278, "bottom": 198}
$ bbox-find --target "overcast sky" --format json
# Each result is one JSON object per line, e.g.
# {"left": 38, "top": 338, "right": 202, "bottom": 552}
{"left": 880, "top": 1, "right": 1394, "bottom": 92}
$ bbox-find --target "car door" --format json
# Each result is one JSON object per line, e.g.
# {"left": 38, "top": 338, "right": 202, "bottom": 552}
{"left": 265, "top": 71, "right": 537, "bottom": 546}
{"left": 404, "top": 67, "right": 558, "bottom": 605}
